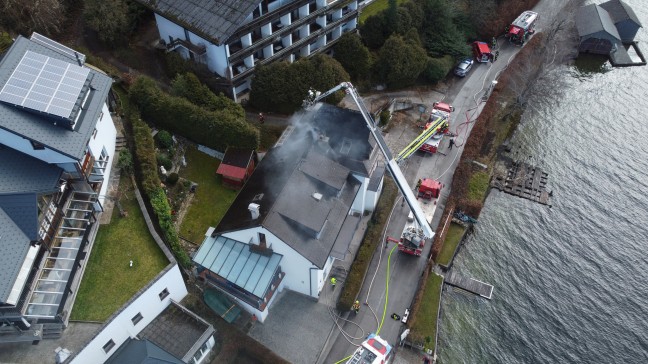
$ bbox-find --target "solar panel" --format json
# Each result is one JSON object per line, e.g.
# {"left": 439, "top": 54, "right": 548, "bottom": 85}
{"left": 0, "top": 50, "right": 90, "bottom": 120}
{"left": 30, "top": 32, "right": 86, "bottom": 64}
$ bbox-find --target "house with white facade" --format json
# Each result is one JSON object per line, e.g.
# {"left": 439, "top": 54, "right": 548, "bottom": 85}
{"left": 193, "top": 104, "right": 384, "bottom": 322}
{"left": 66, "top": 264, "right": 216, "bottom": 364}
{"left": 135, "top": 0, "right": 360, "bottom": 101}
{"left": 0, "top": 33, "right": 117, "bottom": 343}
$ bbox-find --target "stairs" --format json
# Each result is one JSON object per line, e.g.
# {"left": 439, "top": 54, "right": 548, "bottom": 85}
{"left": 115, "top": 136, "right": 127, "bottom": 151}
{"left": 41, "top": 323, "right": 64, "bottom": 340}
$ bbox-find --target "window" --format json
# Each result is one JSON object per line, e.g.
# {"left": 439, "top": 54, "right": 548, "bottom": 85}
{"left": 92, "top": 128, "right": 98, "bottom": 139}
{"left": 103, "top": 339, "right": 115, "bottom": 353}
{"left": 30, "top": 140, "right": 45, "bottom": 150}
{"left": 131, "top": 312, "right": 143, "bottom": 325}
{"left": 99, "top": 111, "right": 104, "bottom": 122}
{"left": 159, "top": 288, "right": 169, "bottom": 300}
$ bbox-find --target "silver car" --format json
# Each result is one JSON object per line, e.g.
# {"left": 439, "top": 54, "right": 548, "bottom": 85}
{"left": 454, "top": 58, "right": 474, "bottom": 77}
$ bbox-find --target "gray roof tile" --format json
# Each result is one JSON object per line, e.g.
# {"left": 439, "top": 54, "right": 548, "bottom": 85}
{"left": 0, "top": 147, "right": 62, "bottom": 195}
{"left": 106, "top": 338, "right": 183, "bottom": 364}
{"left": 0, "top": 36, "right": 113, "bottom": 160}
{"left": 137, "top": 0, "right": 262, "bottom": 45}
{"left": 600, "top": 0, "right": 643, "bottom": 27}
{"left": 0, "top": 207, "right": 31, "bottom": 303}
{"left": 0, "top": 194, "right": 38, "bottom": 241}
{"left": 576, "top": 4, "right": 621, "bottom": 40}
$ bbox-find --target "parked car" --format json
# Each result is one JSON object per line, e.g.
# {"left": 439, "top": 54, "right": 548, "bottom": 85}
{"left": 454, "top": 58, "right": 474, "bottom": 77}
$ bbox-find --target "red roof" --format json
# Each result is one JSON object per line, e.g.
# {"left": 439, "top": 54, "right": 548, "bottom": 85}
{"left": 216, "top": 164, "right": 247, "bottom": 179}
{"left": 509, "top": 26, "right": 523, "bottom": 36}
{"left": 474, "top": 41, "right": 491, "bottom": 54}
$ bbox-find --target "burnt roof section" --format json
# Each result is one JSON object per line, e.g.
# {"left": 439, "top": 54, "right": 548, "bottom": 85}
{"left": 576, "top": 4, "right": 621, "bottom": 40}
{"left": 299, "top": 149, "right": 350, "bottom": 190}
{"left": 216, "top": 104, "right": 374, "bottom": 267}
{"left": 0, "top": 35, "right": 113, "bottom": 160}
{"left": 106, "top": 338, "right": 183, "bottom": 364}
{"left": 221, "top": 147, "right": 254, "bottom": 168}
{"left": 0, "top": 207, "right": 31, "bottom": 303}
{"left": 138, "top": 301, "right": 214, "bottom": 362}
{"left": 136, "top": 0, "right": 262, "bottom": 45}
{"left": 600, "top": 0, "right": 643, "bottom": 27}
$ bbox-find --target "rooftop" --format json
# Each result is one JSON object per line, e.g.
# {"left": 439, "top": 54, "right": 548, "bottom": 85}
{"left": 575, "top": 4, "right": 621, "bottom": 40}
{"left": 106, "top": 338, "right": 183, "bottom": 364}
{"left": 600, "top": 0, "right": 643, "bottom": 27}
{"left": 215, "top": 105, "right": 375, "bottom": 267}
{"left": 135, "top": 0, "right": 262, "bottom": 45}
{"left": 0, "top": 35, "right": 113, "bottom": 160}
{"left": 0, "top": 207, "right": 31, "bottom": 302}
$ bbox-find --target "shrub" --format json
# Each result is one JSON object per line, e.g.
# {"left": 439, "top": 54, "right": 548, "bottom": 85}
{"left": 171, "top": 73, "right": 245, "bottom": 118}
{"left": 157, "top": 154, "right": 172, "bottom": 170}
{"left": 164, "top": 52, "right": 190, "bottom": 78}
{"left": 117, "top": 149, "right": 133, "bottom": 172}
{"left": 130, "top": 76, "right": 259, "bottom": 151}
{"left": 166, "top": 172, "right": 179, "bottom": 185}
{"left": 375, "top": 34, "right": 427, "bottom": 89}
{"left": 379, "top": 110, "right": 391, "bottom": 127}
{"left": 422, "top": 55, "right": 455, "bottom": 84}
{"left": 156, "top": 130, "right": 173, "bottom": 149}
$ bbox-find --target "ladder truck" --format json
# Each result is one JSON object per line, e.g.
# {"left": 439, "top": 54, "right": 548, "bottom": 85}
{"left": 303, "top": 83, "right": 434, "bottom": 240}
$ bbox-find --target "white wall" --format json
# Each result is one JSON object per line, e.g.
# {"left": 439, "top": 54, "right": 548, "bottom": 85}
{"left": 0, "top": 128, "right": 76, "bottom": 164}
{"left": 87, "top": 103, "right": 116, "bottom": 205}
{"left": 70, "top": 265, "right": 188, "bottom": 364}
{"left": 364, "top": 176, "right": 383, "bottom": 212}
{"left": 222, "top": 227, "right": 318, "bottom": 298}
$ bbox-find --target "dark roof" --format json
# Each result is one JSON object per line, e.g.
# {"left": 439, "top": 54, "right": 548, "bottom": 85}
{"left": 106, "top": 338, "right": 183, "bottom": 364}
{"left": 0, "top": 194, "right": 38, "bottom": 241}
{"left": 575, "top": 4, "right": 621, "bottom": 40}
{"left": 221, "top": 148, "right": 254, "bottom": 168}
{"left": 0, "top": 207, "right": 31, "bottom": 303}
{"left": 136, "top": 0, "right": 262, "bottom": 45}
{"left": 0, "top": 147, "right": 62, "bottom": 196}
{"left": 216, "top": 105, "right": 373, "bottom": 267}
{"left": 138, "top": 301, "right": 215, "bottom": 362}
{"left": 600, "top": 0, "right": 643, "bottom": 27}
{"left": 367, "top": 162, "right": 386, "bottom": 192}
{"left": 0, "top": 35, "right": 113, "bottom": 160}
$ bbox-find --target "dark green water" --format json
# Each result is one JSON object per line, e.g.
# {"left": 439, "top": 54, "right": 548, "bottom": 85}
{"left": 438, "top": 1, "right": 648, "bottom": 362}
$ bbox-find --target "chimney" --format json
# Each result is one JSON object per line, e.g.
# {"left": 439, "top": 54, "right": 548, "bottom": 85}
{"left": 248, "top": 203, "right": 260, "bottom": 219}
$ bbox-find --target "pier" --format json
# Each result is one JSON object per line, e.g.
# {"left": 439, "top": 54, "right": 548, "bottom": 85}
{"left": 444, "top": 271, "right": 493, "bottom": 299}
{"left": 491, "top": 158, "right": 551, "bottom": 206}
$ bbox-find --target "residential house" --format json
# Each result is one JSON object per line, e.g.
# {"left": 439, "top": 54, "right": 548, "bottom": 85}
{"left": 66, "top": 264, "right": 216, "bottom": 364}
{"left": 0, "top": 33, "right": 116, "bottom": 342}
{"left": 135, "top": 0, "right": 360, "bottom": 101}
{"left": 193, "top": 104, "right": 384, "bottom": 322}
{"left": 216, "top": 147, "right": 257, "bottom": 188}
{"left": 600, "top": 0, "right": 643, "bottom": 43}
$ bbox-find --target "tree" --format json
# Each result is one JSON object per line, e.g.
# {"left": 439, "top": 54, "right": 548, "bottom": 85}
{"left": 333, "top": 33, "right": 372, "bottom": 83}
{"left": 360, "top": 14, "right": 388, "bottom": 49}
{"left": 83, "top": 0, "right": 131, "bottom": 45}
{"left": 423, "top": 55, "right": 455, "bottom": 83}
{"left": 0, "top": 0, "right": 66, "bottom": 35}
{"left": 421, "top": 0, "right": 470, "bottom": 57}
{"left": 375, "top": 34, "right": 428, "bottom": 89}
{"left": 171, "top": 73, "right": 245, "bottom": 118}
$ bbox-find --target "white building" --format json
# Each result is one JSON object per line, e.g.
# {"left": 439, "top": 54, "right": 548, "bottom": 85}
{"left": 0, "top": 33, "right": 116, "bottom": 342}
{"left": 136, "top": 0, "right": 360, "bottom": 101}
{"left": 193, "top": 104, "right": 384, "bottom": 322}
{"left": 66, "top": 264, "right": 216, "bottom": 364}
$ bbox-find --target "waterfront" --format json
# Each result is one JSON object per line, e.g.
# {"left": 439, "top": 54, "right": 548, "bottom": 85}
{"left": 438, "top": 0, "right": 648, "bottom": 362}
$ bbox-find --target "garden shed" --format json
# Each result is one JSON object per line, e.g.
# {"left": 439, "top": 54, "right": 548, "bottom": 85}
{"left": 216, "top": 148, "right": 257, "bottom": 188}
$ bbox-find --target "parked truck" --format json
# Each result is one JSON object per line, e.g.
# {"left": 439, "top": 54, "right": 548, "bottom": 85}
{"left": 506, "top": 11, "right": 538, "bottom": 44}
{"left": 396, "top": 101, "right": 454, "bottom": 162}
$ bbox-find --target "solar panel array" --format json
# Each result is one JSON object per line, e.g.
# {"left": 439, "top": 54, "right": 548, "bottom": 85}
{"left": 30, "top": 32, "right": 86, "bottom": 65}
{"left": 0, "top": 50, "right": 90, "bottom": 120}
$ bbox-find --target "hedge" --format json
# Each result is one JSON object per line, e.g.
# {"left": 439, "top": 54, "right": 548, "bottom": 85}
{"left": 129, "top": 76, "right": 259, "bottom": 151}
{"left": 130, "top": 112, "right": 191, "bottom": 268}
{"left": 171, "top": 73, "right": 245, "bottom": 118}
{"left": 338, "top": 178, "right": 398, "bottom": 311}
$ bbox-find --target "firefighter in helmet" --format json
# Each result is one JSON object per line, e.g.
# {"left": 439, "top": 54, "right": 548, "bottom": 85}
{"left": 352, "top": 300, "right": 360, "bottom": 314}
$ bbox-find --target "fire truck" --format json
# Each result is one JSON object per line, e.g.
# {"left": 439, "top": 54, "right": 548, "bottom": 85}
{"left": 506, "top": 11, "right": 538, "bottom": 44}
{"left": 346, "top": 333, "right": 393, "bottom": 364}
{"left": 396, "top": 101, "right": 454, "bottom": 162}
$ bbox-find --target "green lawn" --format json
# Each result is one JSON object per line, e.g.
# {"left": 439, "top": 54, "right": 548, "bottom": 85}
{"left": 410, "top": 273, "right": 444, "bottom": 352}
{"left": 436, "top": 223, "right": 466, "bottom": 267}
{"left": 359, "top": 0, "right": 408, "bottom": 24}
{"left": 72, "top": 175, "right": 168, "bottom": 321}
{"left": 179, "top": 146, "right": 238, "bottom": 243}
{"left": 467, "top": 171, "right": 490, "bottom": 202}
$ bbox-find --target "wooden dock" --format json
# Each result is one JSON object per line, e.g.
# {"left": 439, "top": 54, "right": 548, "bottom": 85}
{"left": 491, "top": 158, "right": 551, "bottom": 206}
{"left": 444, "top": 271, "right": 493, "bottom": 299}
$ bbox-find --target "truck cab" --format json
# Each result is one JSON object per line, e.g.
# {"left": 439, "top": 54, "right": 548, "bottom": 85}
{"left": 472, "top": 41, "right": 492, "bottom": 63}
{"left": 507, "top": 11, "right": 538, "bottom": 44}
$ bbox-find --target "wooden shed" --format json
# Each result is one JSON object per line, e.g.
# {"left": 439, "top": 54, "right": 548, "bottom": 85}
{"left": 216, "top": 148, "right": 257, "bottom": 188}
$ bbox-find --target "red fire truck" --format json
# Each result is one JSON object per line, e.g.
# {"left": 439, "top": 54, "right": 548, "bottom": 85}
{"left": 506, "top": 11, "right": 538, "bottom": 44}
{"left": 472, "top": 41, "right": 493, "bottom": 63}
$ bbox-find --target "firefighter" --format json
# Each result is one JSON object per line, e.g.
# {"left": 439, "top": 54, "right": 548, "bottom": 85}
{"left": 330, "top": 276, "right": 337, "bottom": 288}
{"left": 449, "top": 138, "right": 454, "bottom": 150}
{"left": 494, "top": 50, "right": 500, "bottom": 62}
{"left": 352, "top": 300, "right": 360, "bottom": 314}
{"left": 258, "top": 112, "right": 265, "bottom": 124}
{"left": 416, "top": 179, "right": 422, "bottom": 190}
{"left": 491, "top": 37, "right": 497, "bottom": 49}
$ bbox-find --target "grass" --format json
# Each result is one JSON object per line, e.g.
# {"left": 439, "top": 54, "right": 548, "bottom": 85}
{"left": 467, "top": 171, "right": 490, "bottom": 202}
{"left": 359, "top": 0, "right": 408, "bottom": 24}
{"left": 436, "top": 223, "right": 466, "bottom": 267}
{"left": 178, "top": 146, "right": 238, "bottom": 243}
{"left": 72, "top": 175, "right": 169, "bottom": 321}
{"left": 410, "top": 273, "right": 444, "bottom": 352}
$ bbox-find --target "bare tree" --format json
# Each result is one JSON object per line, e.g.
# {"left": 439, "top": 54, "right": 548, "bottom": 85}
{"left": 0, "top": 0, "right": 66, "bottom": 36}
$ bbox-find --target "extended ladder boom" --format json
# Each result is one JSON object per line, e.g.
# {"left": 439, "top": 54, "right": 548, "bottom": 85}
{"left": 304, "top": 83, "right": 434, "bottom": 238}
{"left": 396, "top": 115, "right": 448, "bottom": 163}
